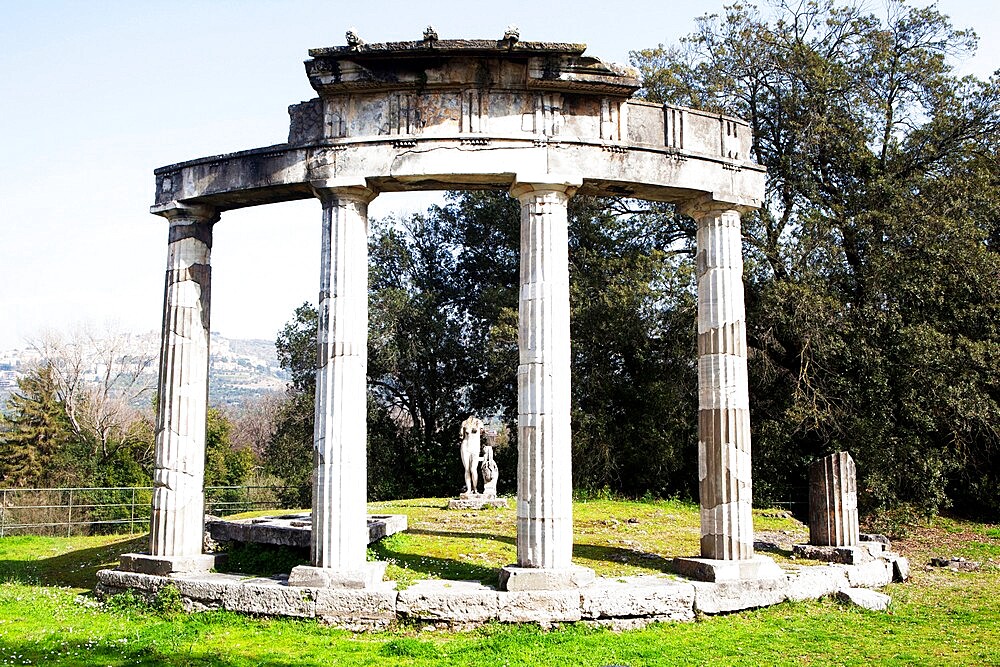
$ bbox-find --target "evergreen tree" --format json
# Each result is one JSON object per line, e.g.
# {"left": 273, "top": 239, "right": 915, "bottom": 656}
{"left": 0, "top": 364, "right": 72, "bottom": 487}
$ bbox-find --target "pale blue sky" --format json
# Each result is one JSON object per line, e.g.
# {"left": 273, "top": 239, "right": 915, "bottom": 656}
{"left": 1, "top": 1, "right": 995, "bottom": 350}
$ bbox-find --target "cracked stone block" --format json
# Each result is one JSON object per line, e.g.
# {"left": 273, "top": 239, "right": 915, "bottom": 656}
{"left": 397, "top": 580, "right": 500, "bottom": 623}
{"left": 172, "top": 572, "right": 244, "bottom": 602}
{"left": 783, "top": 565, "right": 849, "bottom": 602}
{"left": 222, "top": 581, "right": 316, "bottom": 617}
{"left": 314, "top": 583, "right": 397, "bottom": 624}
{"left": 96, "top": 569, "right": 167, "bottom": 593}
{"left": 792, "top": 544, "right": 875, "bottom": 565}
{"left": 838, "top": 560, "right": 893, "bottom": 588}
{"left": 580, "top": 576, "right": 695, "bottom": 621}
{"left": 497, "top": 590, "right": 582, "bottom": 624}
{"left": 692, "top": 577, "right": 787, "bottom": 614}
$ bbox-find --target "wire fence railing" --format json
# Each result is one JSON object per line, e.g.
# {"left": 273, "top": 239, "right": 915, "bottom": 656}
{"left": 0, "top": 485, "right": 306, "bottom": 538}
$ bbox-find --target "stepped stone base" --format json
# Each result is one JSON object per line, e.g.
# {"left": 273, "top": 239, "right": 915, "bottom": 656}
{"left": 97, "top": 553, "right": 903, "bottom": 630}
{"left": 673, "top": 555, "right": 784, "bottom": 582}
{"left": 498, "top": 565, "right": 596, "bottom": 591}
{"left": 287, "top": 562, "right": 387, "bottom": 589}
{"left": 118, "top": 553, "right": 220, "bottom": 576}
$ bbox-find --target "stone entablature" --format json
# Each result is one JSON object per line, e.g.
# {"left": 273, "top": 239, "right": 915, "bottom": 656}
{"left": 153, "top": 38, "right": 760, "bottom": 212}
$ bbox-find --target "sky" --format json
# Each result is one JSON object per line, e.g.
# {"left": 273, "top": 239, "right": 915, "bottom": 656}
{"left": 1, "top": 0, "right": 996, "bottom": 351}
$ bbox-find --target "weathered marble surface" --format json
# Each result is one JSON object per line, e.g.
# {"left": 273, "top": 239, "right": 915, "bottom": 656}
{"left": 205, "top": 513, "right": 407, "bottom": 548}
{"left": 809, "top": 451, "right": 860, "bottom": 547}
{"left": 147, "top": 203, "right": 219, "bottom": 566}
{"left": 310, "top": 183, "right": 381, "bottom": 580}
{"left": 509, "top": 179, "right": 592, "bottom": 585}
{"left": 683, "top": 200, "right": 754, "bottom": 560}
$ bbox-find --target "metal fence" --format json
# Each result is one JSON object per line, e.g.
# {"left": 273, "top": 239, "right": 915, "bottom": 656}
{"left": 0, "top": 485, "right": 304, "bottom": 538}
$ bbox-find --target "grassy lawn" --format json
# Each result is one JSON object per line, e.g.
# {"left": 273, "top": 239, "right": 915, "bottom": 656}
{"left": 1, "top": 498, "right": 998, "bottom": 666}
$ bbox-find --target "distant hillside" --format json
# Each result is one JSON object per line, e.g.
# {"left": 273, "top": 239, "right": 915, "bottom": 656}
{"left": 0, "top": 333, "right": 289, "bottom": 409}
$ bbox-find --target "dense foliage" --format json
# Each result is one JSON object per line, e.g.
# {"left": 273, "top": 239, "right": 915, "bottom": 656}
{"left": 633, "top": 0, "right": 1000, "bottom": 518}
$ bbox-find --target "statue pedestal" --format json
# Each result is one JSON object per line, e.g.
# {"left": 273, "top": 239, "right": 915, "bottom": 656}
{"left": 447, "top": 495, "right": 508, "bottom": 510}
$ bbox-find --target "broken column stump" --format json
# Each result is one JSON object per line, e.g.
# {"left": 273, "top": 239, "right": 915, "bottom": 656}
{"left": 809, "top": 451, "right": 859, "bottom": 547}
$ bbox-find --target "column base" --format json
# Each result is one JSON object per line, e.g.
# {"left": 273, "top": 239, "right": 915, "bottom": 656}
{"left": 118, "top": 553, "right": 220, "bottom": 576}
{"left": 287, "top": 561, "right": 387, "bottom": 589}
{"left": 499, "top": 565, "right": 595, "bottom": 591}
{"left": 673, "top": 555, "right": 783, "bottom": 583}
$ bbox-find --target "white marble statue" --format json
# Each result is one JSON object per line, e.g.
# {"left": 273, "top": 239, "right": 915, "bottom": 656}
{"left": 460, "top": 415, "right": 484, "bottom": 497}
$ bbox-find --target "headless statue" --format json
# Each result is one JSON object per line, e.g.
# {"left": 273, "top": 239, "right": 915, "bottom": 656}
{"left": 460, "top": 415, "right": 484, "bottom": 496}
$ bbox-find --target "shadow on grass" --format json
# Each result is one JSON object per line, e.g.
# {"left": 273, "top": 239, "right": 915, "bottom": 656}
{"left": 572, "top": 542, "right": 676, "bottom": 574}
{"left": 369, "top": 532, "right": 502, "bottom": 585}
{"left": 406, "top": 527, "right": 516, "bottom": 546}
{"left": 397, "top": 528, "right": 678, "bottom": 577}
{"left": 0, "top": 534, "right": 146, "bottom": 590}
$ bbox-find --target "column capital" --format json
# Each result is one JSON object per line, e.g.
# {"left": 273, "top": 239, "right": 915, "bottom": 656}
{"left": 509, "top": 174, "right": 583, "bottom": 201}
{"left": 150, "top": 201, "right": 220, "bottom": 224}
{"left": 310, "top": 178, "right": 378, "bottom": 205}
{"left": 678, "top": 194, "right": 752, "bottom": 220}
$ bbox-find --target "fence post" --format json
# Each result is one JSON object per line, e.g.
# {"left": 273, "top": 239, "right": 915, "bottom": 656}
{"left": 67, "top": 489, "right": 73, "bottom": 538}
{"left": 1, "top": 489, "right": 6, "bottom": 538}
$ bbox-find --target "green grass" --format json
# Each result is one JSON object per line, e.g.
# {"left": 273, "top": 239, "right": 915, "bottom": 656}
{"left": 1, "top": 498, "right": 998, "bottom": 666}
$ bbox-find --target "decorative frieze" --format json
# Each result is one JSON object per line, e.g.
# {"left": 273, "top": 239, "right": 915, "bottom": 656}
{"left": 460, "top": 88, "right": 488, "bottom": 134}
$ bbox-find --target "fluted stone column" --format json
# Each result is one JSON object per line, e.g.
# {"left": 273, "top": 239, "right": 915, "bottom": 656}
{"left": 499, "top": 177, "right": 594, "bottom": 592}
{"left": 809, "top": 451, "right": 860, "bottom": 547}
{"left": 673, "top": 198, "right": 780, "bottom": 583}
{"left": 120, "top": 202, "right": 219, "bottom": 576}
{"left": 288, "top": 180, "right": 385, "bottom": 589}
{"left": 692, "top": 201, "right": 754, "bottom": 560}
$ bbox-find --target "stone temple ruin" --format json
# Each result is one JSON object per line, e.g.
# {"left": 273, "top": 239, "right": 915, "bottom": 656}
{"left": 97, "top": 30, "right": 906, "bottom": 627}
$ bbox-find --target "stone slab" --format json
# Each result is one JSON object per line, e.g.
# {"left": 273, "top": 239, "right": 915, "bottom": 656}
{"left": 96, "top": 568, "right": 168, "bottom": 594}
{"left": 314, "top": 582, "right": 398, "bottom": 626}
{"left": 221, "top": 578, "right": 316, "bottom": 617}
{"left": 118, "top": 553, "right": 220, "bottom": 576}
{"left": 835, "top": 559, "right": 893, "bottom": 588}
{"left": 497, "top": 590, "right": 582, "bottom": 625}
{"left": 783, "top": 565, "right": 849, "bottom": 602}
{"left": 287, "top": 561, "right": 387, "bottom": 589}
{"left": 792, "top": 544, "right": 878, "bottom": 564}
{"left": 206, "top": 514, "right": 408, "bottom": 549}
{"left": 837, "top": 588, "right": 891, "bottom": 611}
{"left": 498, "top": 565, "right": 596, "bottom": 591}
{"left": 673, "top": 555, "right": 784, "bottom": 582}
{"left": 397, "top": 580, "right": 501, "bottom": 623}
{"left": 692, "top": 577, "right": 788, "bottom": 614}
{"left": 447, "top": 498, "right": 509, "bottom": 510}
{"left": 579, "top": 576, "right": 695, "bottom": 621}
